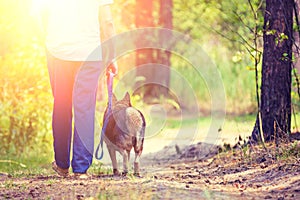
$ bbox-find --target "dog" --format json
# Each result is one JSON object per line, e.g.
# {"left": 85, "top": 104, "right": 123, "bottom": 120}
{"left": 102, "top": 92, "right": 145, "bottom": 176}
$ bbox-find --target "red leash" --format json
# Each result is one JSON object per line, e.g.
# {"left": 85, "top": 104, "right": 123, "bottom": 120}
{"left": 95, "top": 71, "right": 114, "bottom": 160}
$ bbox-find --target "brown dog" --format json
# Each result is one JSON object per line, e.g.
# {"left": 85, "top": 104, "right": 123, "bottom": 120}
{"left": 103, "top": 92, "right": 145, "bottom": 176}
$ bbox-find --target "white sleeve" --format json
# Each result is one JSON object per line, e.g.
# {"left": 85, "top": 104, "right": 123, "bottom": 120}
{"left": 98, "top": 0, "right": 113, "bottom": 6}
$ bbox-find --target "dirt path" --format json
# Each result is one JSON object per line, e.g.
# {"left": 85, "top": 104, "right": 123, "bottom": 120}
{"left": 1, "top": 142, "right": 300, "bottom": 199}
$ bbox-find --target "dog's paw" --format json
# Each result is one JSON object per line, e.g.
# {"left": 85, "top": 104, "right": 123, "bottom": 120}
{"left": 113, "top": 169, "right": 120, "bottom": 176}
{"left": 121, "top": 171, "right": 128, "bottom": 176}
{"left": 133, "top": 172, "right": 142, "bottom": 178}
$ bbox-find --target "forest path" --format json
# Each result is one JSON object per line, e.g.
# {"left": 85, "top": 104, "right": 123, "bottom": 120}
{"left": 1, "top": 142, "right": 300, "bottom": 199}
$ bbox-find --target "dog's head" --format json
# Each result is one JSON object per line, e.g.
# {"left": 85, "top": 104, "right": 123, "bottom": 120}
{"left": 112, "top": 92, "right": 132, "bottom": 108}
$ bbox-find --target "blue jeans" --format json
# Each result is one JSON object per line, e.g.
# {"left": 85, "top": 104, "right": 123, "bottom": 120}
{"left": 47, "top": 52, "right": 103, "bottom": 173}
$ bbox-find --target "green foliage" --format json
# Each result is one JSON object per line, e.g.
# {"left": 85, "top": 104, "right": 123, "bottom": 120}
{"left": 0, "top": 0, "right": 52, "bottom": 156}
{"left": 0, "top": 47, "right": 52, "bottom": 155}
{"left": 170, "top": 47, "right": 257, "bottom": 113}
{"left": 170, "top": 0, "right": 266, "bottom": 113}
{"left": 112, "top": 0, "right": 136, "bottom": 32}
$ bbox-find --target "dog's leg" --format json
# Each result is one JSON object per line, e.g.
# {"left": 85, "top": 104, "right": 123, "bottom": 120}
{"left": 121, "top": 150, "right": 129, "bottom": 175}
{"left": 107, "top": 146, "right": 119, "bottom": 175}
{"left": 127, "top": 150, "right": 130, "bottom": 162}
{"left": 133, "top": 153, "right": 140, "bottom": 176}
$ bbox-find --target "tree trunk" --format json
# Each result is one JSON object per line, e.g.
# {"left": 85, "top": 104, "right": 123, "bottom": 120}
{"left": 134, "top": 0, "right": 173, "bottom": 100}
{"left": 252, "top": 0, "right": 293, "bottom": 142}
{"left": 156, "top": 0, "right": 173, "bottom": 97}
{"left": 135, "top": 0, "right": 154, "bottom": 98}
{"left": 294, "top": 0, "right": 300, "bottom": 74}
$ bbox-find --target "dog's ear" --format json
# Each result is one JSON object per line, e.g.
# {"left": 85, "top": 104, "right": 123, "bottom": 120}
{"left": 122, "top": 92, "right": 131, "bottom": 106}
{"left": 112, "top": 93, "right": 117, "bottom": 104}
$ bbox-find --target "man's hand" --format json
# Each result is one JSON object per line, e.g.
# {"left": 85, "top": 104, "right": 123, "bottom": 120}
{"left": 106, "top": 62, "right": 118, "bottom": 76}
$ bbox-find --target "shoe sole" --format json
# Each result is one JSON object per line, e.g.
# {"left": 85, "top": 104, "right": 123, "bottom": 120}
{"left": 52, "top": 162, "right": 69, "bottom": 177}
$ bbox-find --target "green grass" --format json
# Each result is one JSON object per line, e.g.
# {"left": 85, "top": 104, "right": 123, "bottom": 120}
{"left": 159, "top": 114, "right": 254, "bottom": 134}
{"left": 164, "top": 113, "right": 299, "bottom": 135}
{"left": 0, "top": 153, "right": 110, "bottom": 178}
{"left": 0, "top": 148, "right": 53, "bottom": 177}
{"left": 0, "top": 160, "right": 49, "bottom": 178}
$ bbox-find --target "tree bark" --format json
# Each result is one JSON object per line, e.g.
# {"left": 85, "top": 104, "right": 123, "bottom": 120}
{"left": 156, "top": 0, "right": 173, "bottom": 97}
{"left": 252, "top": 0, "right": 293, "bottom": 142}
{"left": 134, "top": 0, "right": 173, "bottom": 100}
{"left": 135, "top": 0, "right": 154, "bottom": 98}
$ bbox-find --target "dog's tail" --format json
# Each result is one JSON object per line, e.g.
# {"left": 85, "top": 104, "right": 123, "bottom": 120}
{"left": 132, "top": 110, "right": 146, "bottom": 155}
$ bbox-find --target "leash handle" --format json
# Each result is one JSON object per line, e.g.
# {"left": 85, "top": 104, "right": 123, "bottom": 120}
{"left": 95, "top": 71, "right": 115, "bottom": 160}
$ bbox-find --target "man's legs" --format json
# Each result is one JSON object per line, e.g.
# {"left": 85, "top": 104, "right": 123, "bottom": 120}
{"left": 47, "top": 53, "right": 81, "bottom": 169}
{"left": 72, "top": 61, "right": 103, "bottom": 173}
